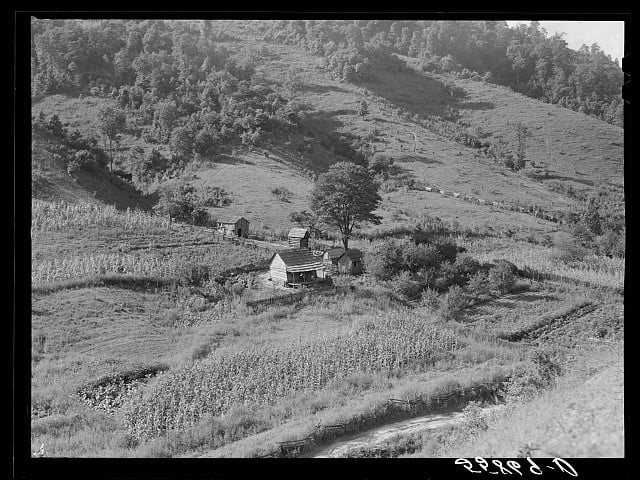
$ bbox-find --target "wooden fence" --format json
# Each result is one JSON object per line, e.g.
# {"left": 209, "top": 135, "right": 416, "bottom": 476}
{"left": 246, "top": 290, "right": 309, "bottom": 309}
{"left": 207, "top": 228, "right": 287, "bottom": 253}
{"left": 423, "top": 185, "right": 562, "bottom": 224}
{"left": 246, "top": 285, "right": 349, "bottom": 310}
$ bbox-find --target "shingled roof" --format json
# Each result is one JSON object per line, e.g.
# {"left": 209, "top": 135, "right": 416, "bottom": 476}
{"left": 215, "top": 215, "right": 247, "bottom": 225}
{"left": 325, "top": 248, "right": 364, "bottom": 261}
{"left": 272, "top": 249, "right": 324, "bottom": 272}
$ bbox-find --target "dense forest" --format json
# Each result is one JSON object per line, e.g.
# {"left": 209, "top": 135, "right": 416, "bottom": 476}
{"left": 31, "top": 20, "right": 624, "bottom": 129}
{"left": 31, "top": 19, "right": 305, "bottom": 185}
{"left": 261, "top": 20, "right": 624, "bottom": 126}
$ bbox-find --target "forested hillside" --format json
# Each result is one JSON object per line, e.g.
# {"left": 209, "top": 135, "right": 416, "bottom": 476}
{"left": 261, "top": 20, "right": 624, "bottom": 126}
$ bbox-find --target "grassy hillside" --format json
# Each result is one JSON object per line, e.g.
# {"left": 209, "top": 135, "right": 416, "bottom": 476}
{"left": 239, "top": 33, "right": 621, "bottom": 222}
{"left": 401, "top": 342, "right": 624, "bottom": 458}
{"left": 29, "top": 21, "right": 624, "bottom": 460}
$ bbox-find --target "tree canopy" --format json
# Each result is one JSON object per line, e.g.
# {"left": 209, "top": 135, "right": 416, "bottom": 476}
{"left": 310, "top": 162, "right": 381, "bottom": 250}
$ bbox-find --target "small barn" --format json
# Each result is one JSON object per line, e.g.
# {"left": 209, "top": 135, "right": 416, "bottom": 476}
{"left": 323, "top": 248, "right": 364, "bottom": 275}
{"left": 269, "top": 249, "right": 325, "bottom": 287}
{"left": 214, "top": 215, "right": 249, "bottom": 238}
{"left": 288, "top": 227, "right": 310, "bottom": 248}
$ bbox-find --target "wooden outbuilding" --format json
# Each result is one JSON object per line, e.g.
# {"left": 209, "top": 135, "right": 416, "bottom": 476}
{"left": 214, "top": 215, "right": 249, "bottom": 238}
{"left": 288, "top": 227, "right": 310, "bottom": 248}
{"left": 323, "top": 248, "right": 364, "bottom": 275}
{"left": 269, "top": 249, "right": 325, "bottom": 287}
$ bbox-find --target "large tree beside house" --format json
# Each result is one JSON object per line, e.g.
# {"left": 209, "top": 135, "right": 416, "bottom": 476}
{"left": 310, "top": 161, "right": 381, "bottom": 250}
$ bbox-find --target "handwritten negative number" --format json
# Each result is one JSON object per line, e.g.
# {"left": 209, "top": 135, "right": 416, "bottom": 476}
{"left": 455, "top": 457, "right": 577, "bottom": 476}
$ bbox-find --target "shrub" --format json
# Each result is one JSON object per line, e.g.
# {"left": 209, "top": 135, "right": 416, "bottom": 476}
{"left": 454, "top": 254, "right": 481, "bottom": 278}
{"left": 487, "top": 261, "right": 517, "bottom": 294}
{"left": 153, "top": 181, "right": 209, "bottom": 226}
{"left": 433, "top": 238, "right": 458, "bottom": 264}
{"left": 552, "top": 237, "right": 589, "bottom": 263}
{"left": 365, "top": 239, "right": 403, "bottom": 281}
{"left": 595, "top": 231, "right": 625, "bottom": 258}
{"left": 392, "top": 271, "right": 423, "bottom": 301}
{"left": 271, "top": 187, "right": 293, "bottom": 202}
{"left": 420, "top": 288, "right": 440, "bottom": 310}
{"left": 368, "top": 154, "right": 396, "bottom": 179}
{"left": 67, "top": 150, "right": 92, "bottom": 175}
{"left": 466, "top": 271, "right": 490, "bottom": 298}
{"left": 402, "top": 243, "right": 443, "bottom": 272}
{"left": 434, "top": 261, "right": 464, "bottom": 291}
{"left": 176, "top": 263, "right": 211, "bottom": 286}
{"left": 438, "top": 285, "right": 469, "bottom": 321}
{"left": 505, "top": 349, "right": 562, "bottom": 401}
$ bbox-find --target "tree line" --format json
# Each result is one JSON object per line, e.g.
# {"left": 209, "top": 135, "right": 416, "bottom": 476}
{"left": 261, "top": 20, "right": 623, "bottom": 126}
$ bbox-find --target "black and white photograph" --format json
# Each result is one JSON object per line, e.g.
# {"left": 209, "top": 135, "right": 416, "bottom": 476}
{"left": 18, "top": 12, "right": 627, "bottom": 475}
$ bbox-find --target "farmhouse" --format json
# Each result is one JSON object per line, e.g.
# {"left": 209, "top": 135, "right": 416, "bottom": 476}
{"left": 214, "top": 215, "right": 249, "bottom": 238}
{"left": 323, "top": 248, "right": 364, "bottom": 275}
{"left": 288, "top": 227, "right": 310, "bottom": 248}
{"left": 269, "top": 249, "right": 325, "bottom": 287}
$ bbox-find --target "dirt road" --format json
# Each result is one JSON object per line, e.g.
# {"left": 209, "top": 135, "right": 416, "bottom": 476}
{"left": 302, "top": 404, "right": 505, "bottom": 458}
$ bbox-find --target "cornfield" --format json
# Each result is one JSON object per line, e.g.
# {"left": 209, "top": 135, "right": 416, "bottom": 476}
{"left": 32, "top": 246, "right": 270, "bottom": 286}
{"left": 31, "top": 252, "right": 180, "bottom": 284}
{"left": 462, "top": 238, "right": 624, "bottom": 290}
{"left": 31, "top": 199, "right": 170, "bottom": 236}
{"left": 123, "top": 311, "right": 462, "bottom": 439}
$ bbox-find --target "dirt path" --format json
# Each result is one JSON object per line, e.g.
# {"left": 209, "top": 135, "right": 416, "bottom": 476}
{"left": 301, "top": 404, "right": 505, "bottom": 458}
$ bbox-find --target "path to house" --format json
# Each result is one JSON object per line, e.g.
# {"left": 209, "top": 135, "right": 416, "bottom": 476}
{"left": 301, "top": 404, "right": 506, "bottom": 458}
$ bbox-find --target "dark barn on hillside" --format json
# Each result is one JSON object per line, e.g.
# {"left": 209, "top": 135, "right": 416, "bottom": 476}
{"left": 323, "top": 248, "right": 364, "bottom": 275}
{"left": 214, "top": 215, "right": 249, "bottom": 238}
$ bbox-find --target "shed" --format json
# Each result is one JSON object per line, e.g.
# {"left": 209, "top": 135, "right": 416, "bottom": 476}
{"left": 214, "top": 215, "right": 249, "bottom": 238}
{"left": 288, "top": 227, "right": 310, "bottom": 248}
{"left": 323, "top": 248, "right": 364, "bottom": 275}
{"left": 269, "top": 249, "right": 325, "bottom": 287}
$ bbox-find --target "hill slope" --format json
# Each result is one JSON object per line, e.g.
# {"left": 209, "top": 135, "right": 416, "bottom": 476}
{"left": 32, "top": 127, "right": 154, "bottom": 211}
{"left": 32, "top": 25, "right": 624, "bottom": 230}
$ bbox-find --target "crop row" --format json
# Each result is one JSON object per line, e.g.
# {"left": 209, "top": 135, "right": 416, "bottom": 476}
{"left": 123, "top": 312, "right": 462, "bottom": 439}
{"left": 31, "top": 199, "right": 170, "bottom": 234}
{"left": 31, "top": 242, "right": 271, "bottom": 286}
{"left": 31, "top": 252, "right": 180, "bottom": 284}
